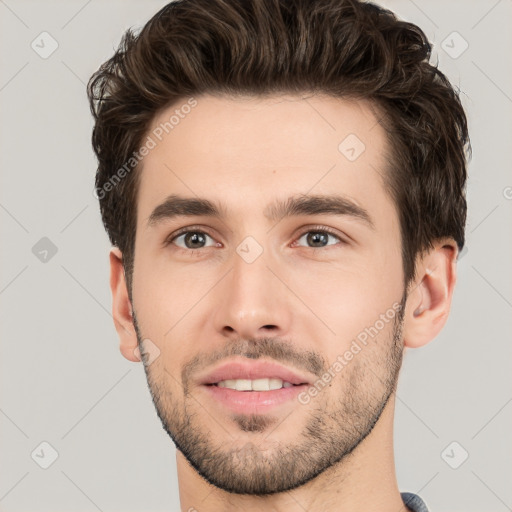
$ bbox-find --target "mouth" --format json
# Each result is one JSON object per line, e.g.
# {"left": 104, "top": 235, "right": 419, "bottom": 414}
{"left": 199, "top": 359, "right": 312, "bottom": 387}
{"left": 198, "top": 360, "right": 313, "bottom": 414}
{"left": 206, "top": 377, "right": 305, "bottom": 391}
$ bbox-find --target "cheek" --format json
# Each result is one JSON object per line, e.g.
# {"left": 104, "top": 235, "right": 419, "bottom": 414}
{"left": 299, "top": 257, "right": 401, "bottom": 332}
{"left": 131, "top": 254, "right": 219, "bottom": 348}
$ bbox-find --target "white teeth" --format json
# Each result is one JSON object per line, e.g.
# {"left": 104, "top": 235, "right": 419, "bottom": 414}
{"left": 216, "top": 378, "right": 296, "bottom": 391}
{"left": 269, "top": 378, "right": 284, "bottom": 390}
{"left": 235, "top": 379, "right": 252, "bottom": 391}
{"left": 252, "top": 378, "right": 271, "bottom": 391}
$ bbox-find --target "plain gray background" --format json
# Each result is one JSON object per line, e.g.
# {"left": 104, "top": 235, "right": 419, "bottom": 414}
{"left": 1, "top": 0, "right": 511, "bottom": 511}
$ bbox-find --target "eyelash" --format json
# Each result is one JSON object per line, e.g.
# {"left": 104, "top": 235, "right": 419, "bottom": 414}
{"left": 164, "top": 225, "right": 346, "bottom": 252}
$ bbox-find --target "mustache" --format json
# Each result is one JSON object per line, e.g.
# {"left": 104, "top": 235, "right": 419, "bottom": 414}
{"left": 181, "top": 336, "right": 329, "bottom": 388}
{"left": 132, "top": 310, "right": 328, "bottom": 382}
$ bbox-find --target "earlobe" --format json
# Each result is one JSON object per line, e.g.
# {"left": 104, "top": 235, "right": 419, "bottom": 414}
{"left": 109, "top": 247, "right": 140, "bottom": 362}
{"left": 403, "top": 241, "right": 458, "bottom": 349}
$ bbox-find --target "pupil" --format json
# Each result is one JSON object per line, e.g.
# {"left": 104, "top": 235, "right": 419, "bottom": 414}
{"left": 308, "top": 232, "right": 327, "bottom": 247}
{"left": 186, "top": 232, "right": 205, "bottom": 249}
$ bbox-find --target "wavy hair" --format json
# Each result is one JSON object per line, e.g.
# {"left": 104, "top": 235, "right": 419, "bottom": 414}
{"left": 87, "top": 0, "right": 470, "bottom": 294}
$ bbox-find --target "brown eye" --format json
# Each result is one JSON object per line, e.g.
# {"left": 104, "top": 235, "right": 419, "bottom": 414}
{"left": 168, "top": 230, "right": 216, "bottom": 250}
{"left": 295, "top": 228, "right": 343, "bottom": 249}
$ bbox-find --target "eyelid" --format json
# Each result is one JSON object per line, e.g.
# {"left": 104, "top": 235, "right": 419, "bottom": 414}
{"left": 163, "top": 225, "right": 217, "bottom": 247}
{"left": 293, "top": 225, "right": 347, "bottom": 247}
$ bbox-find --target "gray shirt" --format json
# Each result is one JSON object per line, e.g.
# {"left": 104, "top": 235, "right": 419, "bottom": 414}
{"left": 401, "top": 492, "right": 429, "bottom": 512}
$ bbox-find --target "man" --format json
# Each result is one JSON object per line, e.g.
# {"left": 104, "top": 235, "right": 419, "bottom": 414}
{"left": 87, "top": 0, "right": 469, "bottom": 510}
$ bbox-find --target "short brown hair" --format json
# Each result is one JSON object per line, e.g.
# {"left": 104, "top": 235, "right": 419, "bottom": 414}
{"left": 87, "top": 0, "right": 470, "bottom": 295}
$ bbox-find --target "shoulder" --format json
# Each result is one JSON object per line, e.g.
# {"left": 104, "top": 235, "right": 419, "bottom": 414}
{"left": 401, "top": 492, "right": 430, "bottom": 512}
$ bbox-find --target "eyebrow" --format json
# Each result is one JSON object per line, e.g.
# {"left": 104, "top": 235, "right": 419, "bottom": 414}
{"left": 147, "top": 193, "right": 374, "bottom": 230}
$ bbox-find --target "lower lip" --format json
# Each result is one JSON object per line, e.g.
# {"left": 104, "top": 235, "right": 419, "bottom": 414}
{"left": 202, "top": 384, "right": 308, "bottom": 414}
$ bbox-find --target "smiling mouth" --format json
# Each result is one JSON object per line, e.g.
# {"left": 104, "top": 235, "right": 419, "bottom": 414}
{"left": 202, "top": 379, "right": 308, "bottom": 414}
{"left": 207, "top": 377, "right": 306, "bottom": 391}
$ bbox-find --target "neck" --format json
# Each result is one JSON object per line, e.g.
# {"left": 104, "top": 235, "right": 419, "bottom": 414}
{"left": 176, "top": 395, "right": 409, "bottom": 512}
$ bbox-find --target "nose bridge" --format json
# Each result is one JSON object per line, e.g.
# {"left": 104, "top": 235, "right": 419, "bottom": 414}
{"left": 213, "top": 234, "right": 291, "bottom": 338}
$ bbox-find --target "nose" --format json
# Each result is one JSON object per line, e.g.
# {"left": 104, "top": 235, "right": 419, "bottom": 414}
{"left": 213, "top": 245, "right": 293, "bottom": 341}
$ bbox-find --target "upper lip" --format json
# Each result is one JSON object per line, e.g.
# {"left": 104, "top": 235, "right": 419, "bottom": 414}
{"left": 199, "top": 359, "right": 312, "bottom": 386}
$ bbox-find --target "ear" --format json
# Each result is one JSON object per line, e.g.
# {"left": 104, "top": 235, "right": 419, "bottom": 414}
{"left": 402, "top": 239, "right": 459, "bottom": 348}
{"left": 109, "top": 247, "right": 139, "bottom": 362}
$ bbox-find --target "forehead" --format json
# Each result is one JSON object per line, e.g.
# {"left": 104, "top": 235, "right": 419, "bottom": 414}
{"left": 135, "top": 94, "right": 396, "bottom": 230}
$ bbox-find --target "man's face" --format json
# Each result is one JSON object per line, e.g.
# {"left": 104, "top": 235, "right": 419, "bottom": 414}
{"left": 130, "top": 94, "right": 406, "bottom": 494}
